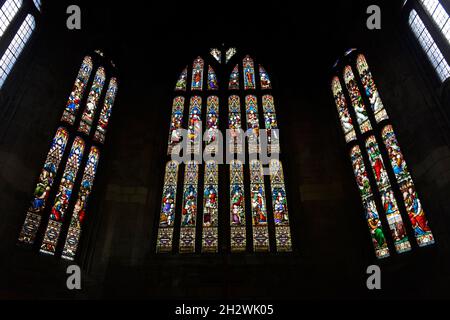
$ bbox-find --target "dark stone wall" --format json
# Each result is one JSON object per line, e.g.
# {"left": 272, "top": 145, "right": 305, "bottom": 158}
{"left": 1, "top": 0, "right": 450, "bottom": 299}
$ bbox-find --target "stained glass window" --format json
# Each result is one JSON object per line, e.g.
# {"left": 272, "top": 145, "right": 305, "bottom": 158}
{"left": 245, "top": 95, "right": 260, "bottom": 154}
{"left": 331, "top": 77, "right": 357, "bottom": 143}
{"left": 0, "top": 14, "right": 35, "bottom": 89}
{"left": 243, "top": 55, "right": 256, "bottom": 90}
{"left": 229, "top": 64, "right": 240, "bottom": 90}
{"left": 350, "top": 145, "right": 390, "bottom": 259}
{"left": 228, "top": 95, "right": 242, "bottom": 154}
{"left": 179, "top": 161, "right": 199, "bottom": 253}
{"left": 78, "top": 67, "right": 106, "bottom": 135}
{"left": 343, "top": 66, "right": 372, "bottom": 133}
{"left": 202, "top": 160, "right": 219, "bottom": 252}
{"left": 205, "top": 96, "right": 219, "bottom": 154}
{"left": 250, "top": 160, "right": 269, "bottom": 252}
{"left": 225, "top": 48, "right": 237, "bottom": 64}
{"left": 18, "top": 127, "right": 69, "bottom": 245}
{"left": 175, "top": 66, "right": 188, "bottom": 91}
{"left": 191, "top": 57, "right": 204, "bottom": 90}
{"left": 409, "top": 9, "right": 450, "bottom": 81}
{"left": 259, "top": 65, "right": 272, "bottom": 90}
{"left": 207, "top": 65, "right": 219, "bottom": 90}
{"left": 262, "top": 95, "right": 280, "bottom": 153}
{"left": 269, "top": 160, "right": 292, "bottom": 252}
{"left": 93, "top": 77, "right": 118, "bottom": 143}
{"left": 210, "top": 48, "right": 221, "bottom": 63}
{"left": 381, "top": 125, "right": 434, "bottom": 246}
{"left": 156, "top": 161, "right": 179, "bottom": 253}
{"left": 167, "top": 96, "right": 185, "bottom": 155}
{"left": 230, "top": 160, "right": 246, "bottom": 252}
{"left": 61, "top": 56, "right": 94, "bottom": 125}
{"left": 187, "top": 96, "right": 202, "bottom": 154}
{"left": 365, "top": 135, "right": 411, "bottom": 253}
{"left": 356, "top": 55, "right": 389, "bottom": 123}
{"left": 40, "top": 136, "right": 85, "bottom": 255}
{"left": 0, "top": 0, "right": 22, "bottom": 38}
{"left": 61, "top": 146, "right": 100, "bottom": 260}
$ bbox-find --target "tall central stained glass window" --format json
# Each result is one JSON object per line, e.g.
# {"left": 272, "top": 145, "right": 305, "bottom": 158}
{"left": 331, "top": 49, "right": 434, "bottom": 259}
{"left": 156, "top": 48, "right": 293, "bottom": 253}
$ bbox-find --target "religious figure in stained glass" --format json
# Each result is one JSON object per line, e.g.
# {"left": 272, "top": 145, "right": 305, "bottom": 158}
{"left": 157, "top": 161, "right": 179, "bottom": 253}
{"left": 18, "top": 127, "right": 69, "bottom": 245}
{"left": 259, "top": 65, "right": 272, "bottom": 90}
{"left": 250, "top": 160, "right": 269, "bottom": 252}
{"left": 331, "top": 77, "right": 356, "bottom": 143}
{"left": 167, "top": 97, "right": 185, "bottom": 155}
{"left": 41, "top": 136, "right": 85, "bottom": 255}
{"left": 61, "top": 56, "right": 93, "bottom": 125}
{"left": 262, "top": 95, "right": 280, "bottom": 153}
{"left": 191, "top": 57, "right": 204, "bottom": 91}
{"left": 179, "top": 161, "right": 199, "bottom": 253}
{"left": 343, "top": 66, "right": 372, "bottom": 133}
{"left": 175, "top": 67, "right": 188, "bottom": 91}
{"left": 93, "top": 77, "right": 118, "bottom": 144}
{"left": 229, "top": 64, "right": 240, "bottom": 90}
{"left": 230, "top": 160, "right": 246, "bottom": 252}
{"left": 205, "top": 96, "right": 219, "bottom": 153}
{"left": 187, "top": 96, "right": 202, "bottom": 154}
{"left": 78, "top": 67, "right": 106, "bottom": 135}
{"left": 202, "top": 161, "right": 219, "bottom": 252}
{"left": 243, "top": 55, "right": 256, "bottom": 90}
{"left": 61, "top": 146, "right": 100, "bottom": 260}
{"left": 246, "top": 95, "right": 260, "bottom": 154}
{"left": 356, "top": 55, "right": 389, "bottom": 123}
{"left": 207, "top": 66, "right": 219, "bottom": 90}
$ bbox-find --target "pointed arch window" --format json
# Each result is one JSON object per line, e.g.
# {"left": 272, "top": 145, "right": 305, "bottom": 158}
{"left": 18, "top": 53, "right": 119, "bottom": 260}
{"left": 331, "top": 51, "right": 434, "bottom": 259}
{"left": 156, "top": 50, "right": 292, "bottom": 254}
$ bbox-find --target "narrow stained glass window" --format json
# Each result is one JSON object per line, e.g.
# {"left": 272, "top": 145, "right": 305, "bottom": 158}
{"left": 156, "top": 160, "right": 179, "bottom": 253}
{"left": 205, "top": 96, "right": 219, "bottom": 154}
{"left": 167, "top": 96, "right": 185, "bottom": 155}
{"left": 228, "top": 95, "right": 242, "bottom": 154}
{"left": 202, "top": 160, "right": 219, "bottom": 252}
{"left": 350, "top": 145, "right": 390, "bottom": 259}
{"left": 93, "top": 77, "right": 118, "bottom": 144}
{"left": 179, "top": 161, "right": 199, "bottom": 253}
{"left": 356, "top": 55, "right": 389, "bottom": 123}
{"left": 245, "top": 95, "right": 260, "bottom": 154}
{"left": 61, "top": 56, "right": 94, "bottom": 125}
{"left": 331, "top": 77, "right": 356, "bottom": 143}
{"left": 191, "top": 57, "right": 204, "bottom": 91}
{"left": 381, "top": 125, "right": 435, "bottom": 246}
{"left": 250, "top": 160, "right": 269, "bottom": 252}
{"left": 259, "top": 65, "right": 272, "bottom": 90}
{"left": 230, "top": 160, "right": 246, "bottom": 252}
{"left": 40, "top": 136, "right": 85, "bottom": 255}
{"left": 229, "top": 64, "right": 240, "bottom": 90}
{"left": 365, "top": 136, "right": 411, "bottom": 253}
{"left": 61, "top": 146, "right": 100, "bottom": 260}
{"left": 18, "top": 127, "right": 69, "bottom": 245}
{"left": 269, "top": 160, "right": 292, "bottom": 252}
{"left": 243, "top": 55, "right": 256, "bottom": 90}
{"left": 343, "top": 66, "right": 372, "bottom": 133}
{"left": 262, "top": 95, "right": 280, "bottom": 154}
{"left": 187, "top": 96, "right": 202, "bottom": 154}
{"left": 207, "top": 65, "right": 219, "bottom": 90}
{"left": 78, "top": 67, "right": 106, "bottom": 135}
{"left": 175, "top": 66, "right": 188, "bottom": 91}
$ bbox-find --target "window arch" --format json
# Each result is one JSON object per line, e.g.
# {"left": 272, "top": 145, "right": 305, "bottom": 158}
{"left": 18, "top": 53, "right": 119, "bottom": 260}
{"left": 331, "top": 50, "right": 434, "bottom": 259}
{"left": 156, "top": 48, "right": 293, "bottom": 253}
